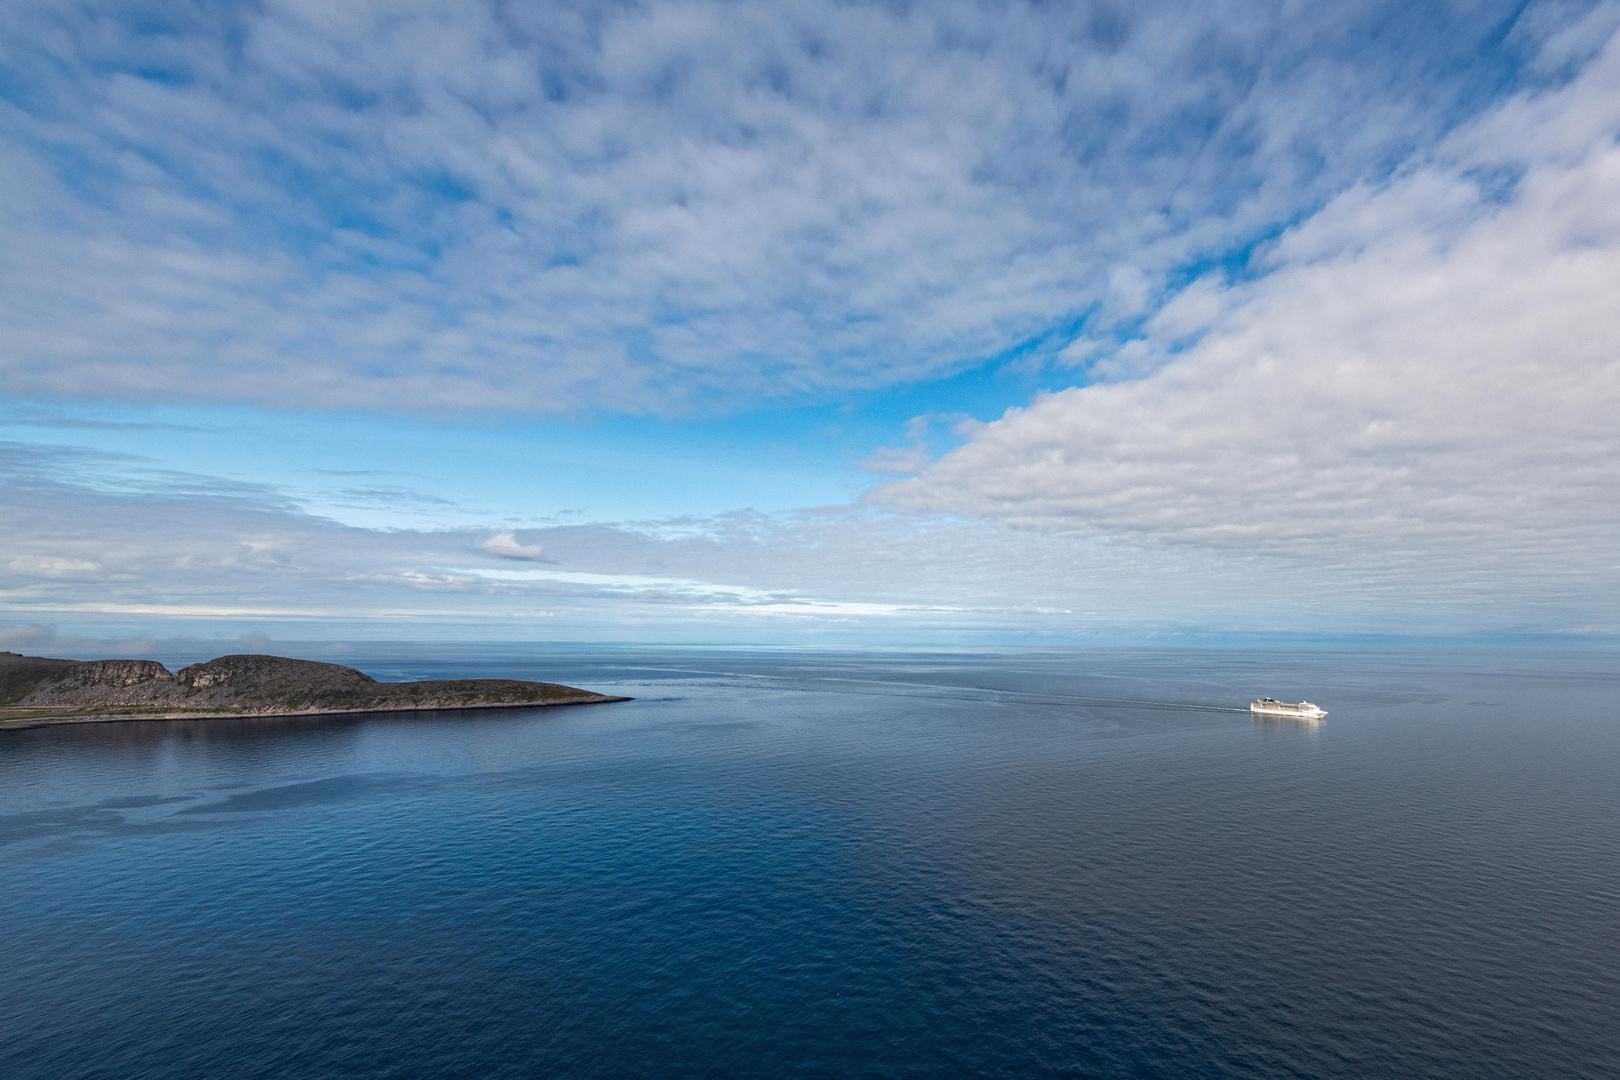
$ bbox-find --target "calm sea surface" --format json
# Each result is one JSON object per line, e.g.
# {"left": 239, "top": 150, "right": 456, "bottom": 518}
{"left": 2, "top": 646, "right": 1617, "bottom": 1079}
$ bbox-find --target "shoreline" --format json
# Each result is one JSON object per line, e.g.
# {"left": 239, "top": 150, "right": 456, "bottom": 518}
{"left": 1, "top": 652, "right": 633, "bottom": 732}
{"left": 0, "top": 695, "right": 634, "bottom": 732}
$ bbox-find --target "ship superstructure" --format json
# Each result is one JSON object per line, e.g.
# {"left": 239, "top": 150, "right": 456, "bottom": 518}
{"left": 1250, "top": 697, "right": 1327, "bottom": 719}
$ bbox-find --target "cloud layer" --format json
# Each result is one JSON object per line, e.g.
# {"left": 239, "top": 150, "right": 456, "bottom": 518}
{"left": 875, "top": 20, "right": 1620, "bottom": 618}
{"left": 0, "top": 0, "right": 1585, "bottom": 413}
{"left": 3, "top": 2, "right": 1618, "bottom": 639}
{"left": 4, "top": 432, "right": 1613, "bottom": 640}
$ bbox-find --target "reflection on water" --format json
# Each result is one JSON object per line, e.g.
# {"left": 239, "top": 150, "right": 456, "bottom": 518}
{"left": 2, "top": 646, "right": 1618, "bottom": 1080}
{"left": 1253, "top": 713, "right": 1326, "bottom": 731}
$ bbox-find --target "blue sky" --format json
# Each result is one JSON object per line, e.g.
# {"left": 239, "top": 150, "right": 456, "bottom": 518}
{"left": 4, "top": 0, "right": 1620, "bottom": 649}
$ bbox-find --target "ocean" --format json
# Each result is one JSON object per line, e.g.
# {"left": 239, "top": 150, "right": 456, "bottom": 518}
{"left": 2, "top": 645, "right": 1616, "bottom": 1078}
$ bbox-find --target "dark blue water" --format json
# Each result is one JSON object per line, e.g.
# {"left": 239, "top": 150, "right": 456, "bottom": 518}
{"left": 2, "top": 646, "right": 1617, "bottom": 1079}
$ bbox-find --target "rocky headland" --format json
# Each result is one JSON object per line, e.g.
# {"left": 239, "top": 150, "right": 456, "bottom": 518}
{"left": 0, "top": 651, "right": 629, "bottom": 730}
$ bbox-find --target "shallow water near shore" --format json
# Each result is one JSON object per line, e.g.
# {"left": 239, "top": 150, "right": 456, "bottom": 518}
{"left": 2, "top": 645, "right": 1617, "bottom": 1079}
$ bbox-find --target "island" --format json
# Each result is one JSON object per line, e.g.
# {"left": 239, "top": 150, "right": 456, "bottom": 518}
{"left": 0, "top": 651, "right": 630, "bottom": 730}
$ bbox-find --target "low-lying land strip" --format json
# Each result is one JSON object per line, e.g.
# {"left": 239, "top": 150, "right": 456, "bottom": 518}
{"left": 0, "top": 651, "right": 629, "bottom": 730}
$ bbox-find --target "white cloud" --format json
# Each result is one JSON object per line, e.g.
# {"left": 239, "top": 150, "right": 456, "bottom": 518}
{"left": 5, "top": 7, "right": 1620, "bottom": 641}
{"left": 872, "top": 26, "right": 1620, "bottom": 615}
{"left": 458, "top": 566, "right": 948, "bottom": 616}
{"left": 0, "top": 0, "right": 1580, "bottom": 414}
{"left": 7, "top": 556, "right": 102, "bottom": 577}
{"left": 0, "top": 436, "right": 1383, "bottom": 638}
{"left": 6, "top": 437, "right": 1611, "bottom": 639}
{"left": 478, "top": 532, "right": 547, "bottom": 560}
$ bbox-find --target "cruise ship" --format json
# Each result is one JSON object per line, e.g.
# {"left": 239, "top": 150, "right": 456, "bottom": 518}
{"left": 1250, "top": 697, "right": 1326, "bottom": 719}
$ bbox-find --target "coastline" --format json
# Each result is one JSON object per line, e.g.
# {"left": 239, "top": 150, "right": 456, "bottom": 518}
{"left": 0, "top": 651, "right": 632, "bottom": 731}
{"left": 0, "top": 694, "right": 634, "bottom": 732}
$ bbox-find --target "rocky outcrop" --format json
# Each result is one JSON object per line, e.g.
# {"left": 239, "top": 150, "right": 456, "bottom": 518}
{"left": 4, "top": 655, "right": 187, "bottom": 709}
{"left": 0, "top": 652, "right": 628, "bottom": 728}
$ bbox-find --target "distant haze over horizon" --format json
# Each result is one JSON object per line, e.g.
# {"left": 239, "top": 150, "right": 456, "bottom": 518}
{"left": 5, "top": 0, "right": 1620, "bottom": 644}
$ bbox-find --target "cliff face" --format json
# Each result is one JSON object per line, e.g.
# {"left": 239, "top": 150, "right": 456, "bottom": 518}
{"left": 0, "top": 652, "right": 627, "bottom": 728}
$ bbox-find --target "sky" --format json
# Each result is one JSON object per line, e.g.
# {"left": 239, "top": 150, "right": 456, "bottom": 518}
{"left": 3, "top": 0, "right": 1620, "bottom": 651}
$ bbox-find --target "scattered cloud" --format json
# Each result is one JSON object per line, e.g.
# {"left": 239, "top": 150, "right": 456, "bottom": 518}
{"left": 2, "top": 2, "right": 1617, "bottom": 641}
{"left": 2, "top": 415, "right": 205, "bottom": 433}
{"left": 0, "top": 0, "right": 1588, "bottom": 414}
{"left": 457, "top": 565, "right": 954, "bottom": 615}
{"left": 873, "top": 24, "right": 1620, "bottom": 617}
{"left": 330, "top": 487, "right": 461, "bottom": 512}
{"left": 3, "top": 450, "right": 1614, "bottom": 639}
{"left": 478, "top": 532, "right": 548, "bottom": 561}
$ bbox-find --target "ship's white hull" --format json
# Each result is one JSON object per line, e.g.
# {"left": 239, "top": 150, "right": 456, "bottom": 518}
{"left": 1251, "top": 700, "right": 1326, "bottom": 719}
